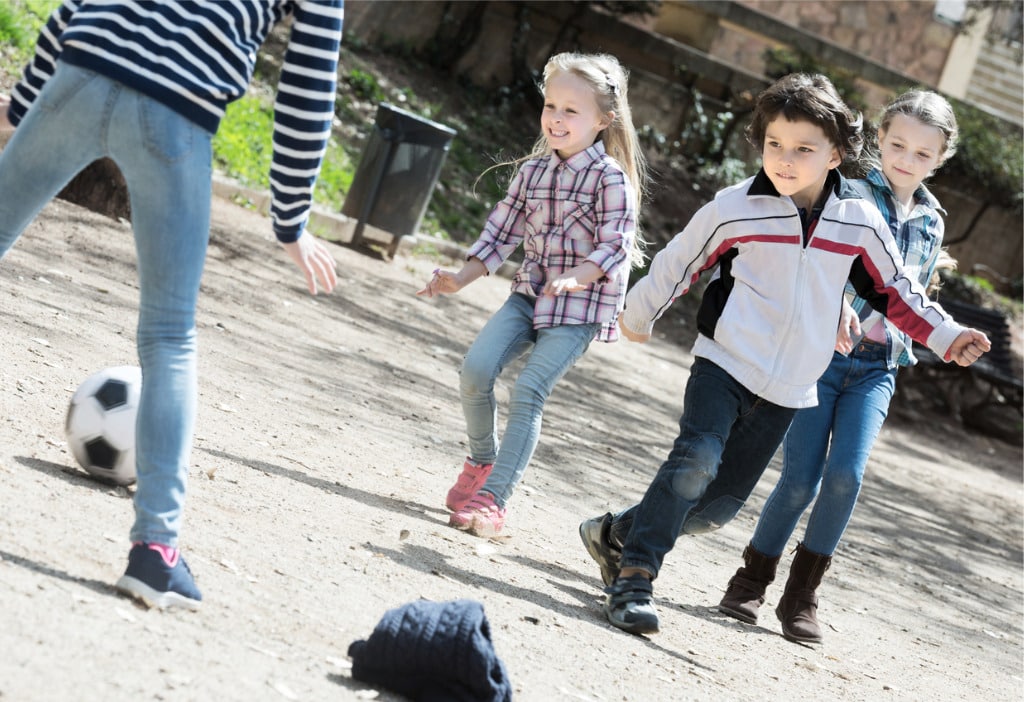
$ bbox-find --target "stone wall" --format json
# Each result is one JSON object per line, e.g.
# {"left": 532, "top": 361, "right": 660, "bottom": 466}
{"left": 732, "top": 1, "right": 956, "bottom": 86}
{"left": 930, "top": 182, "right": 1024, "bottom": 290}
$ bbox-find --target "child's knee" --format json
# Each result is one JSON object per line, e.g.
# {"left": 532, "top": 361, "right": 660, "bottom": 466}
{"left": 668, "top": 435, "right": 722, "bottom": 501}
{"left": 824, "top": 468, "right": 863, "bottom": 501}
{"left": 459, "top": 356, "right": 495, "bottom": 394}
{"left": 671, "top": 468, "right": 714, "bottom": 502}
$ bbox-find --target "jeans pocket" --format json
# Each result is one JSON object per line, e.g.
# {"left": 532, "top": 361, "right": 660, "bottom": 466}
{"left": 139, "top": 97, "right": 197, "bottom": 163}
{"left": 34, "top": 64, "right": 97, "bottom": 114}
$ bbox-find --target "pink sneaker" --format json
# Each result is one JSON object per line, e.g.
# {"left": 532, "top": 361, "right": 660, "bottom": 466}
{"left": 449, "top": 491, "right": 506, "bottom": 537}
{"left": 445, "top": 458, "right": 494, "bottom": 511}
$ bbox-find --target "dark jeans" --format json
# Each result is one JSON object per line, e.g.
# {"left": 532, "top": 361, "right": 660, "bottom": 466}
{"left": 617, "top": 358, "right": 797, "bottom": 579}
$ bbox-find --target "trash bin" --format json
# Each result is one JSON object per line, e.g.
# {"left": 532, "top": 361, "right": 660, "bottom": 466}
{"left": 342, "top": 102, "right": 457, "bottom": 257}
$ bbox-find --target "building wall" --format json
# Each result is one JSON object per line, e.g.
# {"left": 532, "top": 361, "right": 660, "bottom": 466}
{"left": 731, "top": 0, "right": 956, "bottom": 86}
{"left": 965, "top": 39, "right": 1024, "bottom": 126}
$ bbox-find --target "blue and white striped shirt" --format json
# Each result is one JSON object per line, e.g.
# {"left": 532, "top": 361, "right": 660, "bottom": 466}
{"left": 8, "top": 0, "right": 343, "bottom": 242}
{"left": 849, "top": 167, "right": 946, "bottom": 368}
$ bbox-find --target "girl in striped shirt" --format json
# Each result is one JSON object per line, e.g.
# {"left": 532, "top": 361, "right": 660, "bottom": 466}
{"left": 417, "top": 52, "right": 647, "bottom": 538}
{"left": 0, "top": 0, "right": 343, "bottom": 610}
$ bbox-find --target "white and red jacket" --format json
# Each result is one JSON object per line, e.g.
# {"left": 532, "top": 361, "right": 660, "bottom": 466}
{"left": 621, "top": 169, "right": 965, "bottom": 408}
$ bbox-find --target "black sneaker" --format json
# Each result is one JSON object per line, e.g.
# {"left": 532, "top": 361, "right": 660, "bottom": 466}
{"left": 579, "top": 513, "right": 621, "bottom": 586}
{"left": 603, "top": 574, "right": 659, "bottom": 635}
{"left": 115, "top": 543, "right": 202, "bottom": 610}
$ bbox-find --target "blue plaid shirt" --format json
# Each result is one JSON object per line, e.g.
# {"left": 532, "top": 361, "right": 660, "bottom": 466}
{"left": 467, "top": 141, "right": 637, "bottom": 342}
{"left": 849, "top": 168, "right": 946, "bottom": 368}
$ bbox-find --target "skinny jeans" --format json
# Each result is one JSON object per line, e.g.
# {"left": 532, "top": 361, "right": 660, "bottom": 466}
{"left": 618, "top": 358, "right": 797, "bottom": 579}
{"left": 751, "top": 342, "right": 897, "bottom": 557}
{"left": 0, "top": 63, "right": 212, "bottom": 547}
{"left": 461, "top": 293, "right": 599, "bottom": 508}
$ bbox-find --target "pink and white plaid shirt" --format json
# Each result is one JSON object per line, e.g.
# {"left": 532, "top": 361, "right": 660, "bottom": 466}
{"left": 467, "top": 141, "right": 637, "bottom": 342}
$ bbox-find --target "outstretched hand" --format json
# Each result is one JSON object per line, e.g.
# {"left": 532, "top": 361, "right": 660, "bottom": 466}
{"left": 417, "top": 268, "right": 463, "bottom": 297}
{"left": 416, "top": 258, "right": 487, "bottom": 298}
{"left": 948, "top": 328, "right": 991, "bottom": 367}
{"left": 280, "top": 233, "right": 338, "bottom": 295}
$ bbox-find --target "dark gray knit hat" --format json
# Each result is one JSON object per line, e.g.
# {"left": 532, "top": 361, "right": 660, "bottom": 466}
{"left": 348, "top": 598, "right": 513, "bottom": 701}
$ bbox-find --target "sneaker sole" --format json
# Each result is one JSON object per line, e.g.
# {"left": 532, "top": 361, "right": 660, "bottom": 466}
{"left": 603, "top": 604, "right": 660, "bottom": 635}
{"left": 578, "top": 520, "right": 620, "bottom": 587}
{"left": 115, "top": 575, "right": 201, "bottom": 611}
{"left": 467, "top": 520, "right": 503, "bottom": 538}
{"left": 449, "top": 515, "right": 503, "bottom": 538}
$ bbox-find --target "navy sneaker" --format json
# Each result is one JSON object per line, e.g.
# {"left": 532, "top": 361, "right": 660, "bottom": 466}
{"left": 603, "top": 573, "right": 659, "bottom": 635}
{"left": 115, "top": 543, "right": 202, "bottom": 611}
{"left": 579, "top": 513, "right": 622, "bottom": 586}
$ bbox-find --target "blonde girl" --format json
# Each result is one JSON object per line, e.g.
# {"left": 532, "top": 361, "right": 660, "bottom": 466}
{"left": 418, "top": 52, "right": 647, "bottom": 537}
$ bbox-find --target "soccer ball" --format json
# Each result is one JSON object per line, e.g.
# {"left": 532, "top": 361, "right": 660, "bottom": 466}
{"left": 65, "top": 366, "right": 141, "bottom": 486}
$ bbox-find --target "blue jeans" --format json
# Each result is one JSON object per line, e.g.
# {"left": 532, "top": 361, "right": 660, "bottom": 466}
{"left": 619, "top": 358, "right": 797, "bottom": 579}
{"left": 0, "top": 63, "right": 213, "bottom": 547}
{"left": 461, "top": 293, "right": 599, "bottom": 507}
{"left": 751, "top": 343, "right": 897, "bottom": 557}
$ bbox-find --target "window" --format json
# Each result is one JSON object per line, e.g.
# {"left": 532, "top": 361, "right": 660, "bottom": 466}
{"left": 934, "top": 0, "right": 967, "bottom": 25}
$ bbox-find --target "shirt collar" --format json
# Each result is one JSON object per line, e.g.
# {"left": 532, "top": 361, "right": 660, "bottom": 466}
{"left": 548, "top": 139, "right": 607, "bottom": 173}
{"left": 865, "top": 167, "right": 945, "bottom": 215}
{"left": 748, "top": 167, "right": 844, "bottom": 202}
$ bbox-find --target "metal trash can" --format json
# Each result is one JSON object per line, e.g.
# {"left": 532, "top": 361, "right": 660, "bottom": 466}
{"left": 342, "top": 102, "right": 457, "bottom": 257}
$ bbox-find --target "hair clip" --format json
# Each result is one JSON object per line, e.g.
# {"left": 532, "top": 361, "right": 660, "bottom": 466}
{"left": 605, "top": 74, "right": 619, "bottom": 97}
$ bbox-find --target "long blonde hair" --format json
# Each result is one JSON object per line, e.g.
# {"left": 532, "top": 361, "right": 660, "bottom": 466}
{"left": 928, "top": 247, "right": 957, "bottom": 295}
{"left": 488, "top": 52, "right": 649, "bottom": 267}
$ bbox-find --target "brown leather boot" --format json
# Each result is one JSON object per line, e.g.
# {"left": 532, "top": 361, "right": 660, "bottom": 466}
{"left": 775, "top": 543, "right": 832, "bottom": 644}
{"left": 718, "top": 544, "right": 780, "bottom": 624}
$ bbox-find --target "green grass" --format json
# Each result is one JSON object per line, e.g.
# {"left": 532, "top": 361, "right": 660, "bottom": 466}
{"left": 212, "top": 93, "right": 356, "bottom": 213}
{"left": 0, "top": 1, "right": 49, "bottom": 48}
{"left": 0, "top": 1, "right": 60, "bottom": 69}
{"left": 212, "top": 95, "right": 275, "bottom": 188}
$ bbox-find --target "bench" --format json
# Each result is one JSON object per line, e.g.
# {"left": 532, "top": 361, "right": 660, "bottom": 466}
{"left": 897, "top": 298, "right": 1023, "bottom": 426}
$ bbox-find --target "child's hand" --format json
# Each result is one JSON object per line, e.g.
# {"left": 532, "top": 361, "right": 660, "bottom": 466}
{"left": 417, "top": 268, "right": 462, "bottom": 297}
{"left": 417, "top": 258, "right": 487, "bottom": 298}
{"left": 280, "top": 234, "right": 338, "bottom": 295}
{"left": 948, "top": 329, "right": 991, "bottom": 367}
{"left": 0, "top": 94, "right": 14, "bottom": 132}
{"left": 543, "top": 274, "right": 586, "bottom": 297}
{"left": 543, "top": 261, "right": 603, "bottom": 297}
{"left": 618, "top": 315, "right": 651, "bottom": 343}
{"left": 835, "top": 298, "right": 861, "bottom": 353}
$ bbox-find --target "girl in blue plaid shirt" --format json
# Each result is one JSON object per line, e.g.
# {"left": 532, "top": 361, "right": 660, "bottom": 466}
{"left": 718, "top": 90, "right": 960, "bottom": 644}
{"left": 417, "top": 52, "right": 647, "bottom": 537}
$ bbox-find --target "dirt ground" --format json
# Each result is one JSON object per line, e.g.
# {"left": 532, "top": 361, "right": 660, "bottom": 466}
{"left": 1, "top": 192, "right": 1021, "bottom": 702}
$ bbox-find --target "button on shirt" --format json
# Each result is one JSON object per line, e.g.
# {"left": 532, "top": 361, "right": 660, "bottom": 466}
{"left": 467, "top": 141, "right": 637, "bottom": 342}
{"left": 849, "top": 168, "right": 946, "bottom": 368}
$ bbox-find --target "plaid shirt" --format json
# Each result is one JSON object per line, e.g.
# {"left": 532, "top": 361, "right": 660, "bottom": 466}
{"left": 467, "top": 141, "right": 637, "bottom": 342}
{"left": 849, "top": 168, "right": 946, "bottom": 368}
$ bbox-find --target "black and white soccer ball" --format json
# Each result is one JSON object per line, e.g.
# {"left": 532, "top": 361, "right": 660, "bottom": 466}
{"left": 65, "top": 366, "right": 141, "bottom": 486}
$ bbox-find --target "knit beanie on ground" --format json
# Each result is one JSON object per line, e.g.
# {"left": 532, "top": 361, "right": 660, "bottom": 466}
{"left": 347, "top": 598, "right": 513, "bottom": 702}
